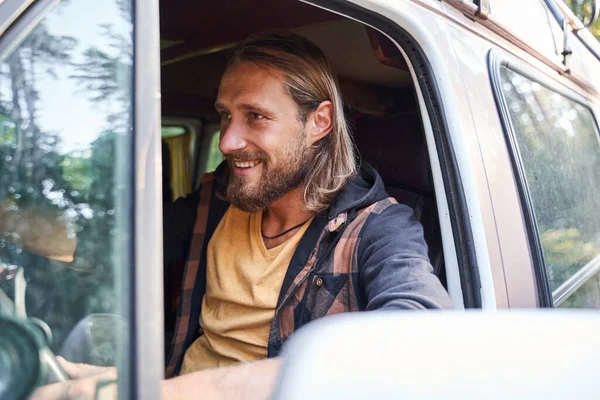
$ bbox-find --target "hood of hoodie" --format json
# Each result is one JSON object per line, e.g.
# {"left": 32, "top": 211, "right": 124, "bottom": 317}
{"left": 213, "top": 161, "right": 388, "bottom": 220}
{"left": 326, "top": 162, "right": 388, "bottom": 220}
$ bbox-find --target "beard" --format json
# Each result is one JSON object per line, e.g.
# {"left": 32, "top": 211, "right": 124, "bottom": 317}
{"left": 225, "top": 129, "right": 311, "bottom": 213}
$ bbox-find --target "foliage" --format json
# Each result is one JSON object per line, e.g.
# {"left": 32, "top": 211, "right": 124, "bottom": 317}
{"left": 541, "top": 228, "right": 599, "bottom": 289}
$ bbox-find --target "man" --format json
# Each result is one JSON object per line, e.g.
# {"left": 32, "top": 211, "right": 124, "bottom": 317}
{"left": 35, "top": 30, "right": 451, "bottom": 399}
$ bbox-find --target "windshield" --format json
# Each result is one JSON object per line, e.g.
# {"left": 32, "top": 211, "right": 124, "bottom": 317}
{"left": 0, "top": 0, "right": 133, "bottom": 395}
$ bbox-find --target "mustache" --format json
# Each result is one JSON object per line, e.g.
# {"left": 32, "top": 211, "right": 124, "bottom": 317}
{"left": 224, "top": 152, "right": 269, "bottom": 163}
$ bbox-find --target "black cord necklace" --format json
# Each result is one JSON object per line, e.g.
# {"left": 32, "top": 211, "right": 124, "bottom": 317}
{"left": 261, "top": 219, "right": 311, "bottom": 240}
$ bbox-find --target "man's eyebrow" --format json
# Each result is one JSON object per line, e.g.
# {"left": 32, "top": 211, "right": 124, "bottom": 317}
{"left": 237, "top": 103, "right": 274, "bottom": 115}
{"left": 215, "top": 102, "right": 275, "bottom": 115}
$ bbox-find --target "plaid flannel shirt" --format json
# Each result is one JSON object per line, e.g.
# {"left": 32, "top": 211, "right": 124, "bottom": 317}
{"left": 165, "top": 164, "right": 451, "bottom": 377}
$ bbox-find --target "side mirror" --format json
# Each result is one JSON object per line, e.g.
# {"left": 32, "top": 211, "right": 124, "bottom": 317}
{"left": 580, "top": 0, "right": 599, "bottom": 29}
{"left": 567, "top": 0, "right": 600, "bottom": 31}
{"left": 556, "top": 0, "right": 600, "bottom": 70}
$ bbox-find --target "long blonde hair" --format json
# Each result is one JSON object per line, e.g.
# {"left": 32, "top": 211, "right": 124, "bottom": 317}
{"left": 229, "top": 30, "right": 358, "bottom": 213}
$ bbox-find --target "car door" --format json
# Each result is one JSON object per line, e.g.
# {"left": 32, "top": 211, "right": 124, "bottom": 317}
{"left": 0, "top": 0, "right": 162, "bottom": 398}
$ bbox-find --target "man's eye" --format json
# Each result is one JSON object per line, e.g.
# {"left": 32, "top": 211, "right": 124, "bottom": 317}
{"left": 249, "top": 113, "right": 264, "bottom": 121}
{"left": 220, "top": 112, "right": 231, "bottom": 120}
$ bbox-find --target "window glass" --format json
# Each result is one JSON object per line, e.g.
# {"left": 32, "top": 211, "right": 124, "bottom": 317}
{"left": 559, "top": 270, "right": 600, "bottom": 308}
{"left": 205, "top": 129, "right": 223, "bottom": 172}
{"left": 0, "top": 0, "right": 133, "bottom": 395}
{"left": 161, "top": 125, "right": 187, "bottom": 138}
{"left": 163, "top": 132, "right": 192, "bottom": 200}
{"left": 499, "top": 66, "right": 600, "bottom": 306}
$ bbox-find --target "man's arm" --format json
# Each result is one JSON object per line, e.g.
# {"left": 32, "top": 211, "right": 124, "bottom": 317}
{"left": 357, "top": 202, "right": 453, "bottom": 310}
{"left": 163, "top": 358, "right": 281, "bottom": 400}
{"left": 31, "top": 357, "right": 281, "bottom": 400}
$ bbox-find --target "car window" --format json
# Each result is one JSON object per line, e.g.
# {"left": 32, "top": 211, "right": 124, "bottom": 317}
{"left": 0, "top": 0, "right": 133, "bottom": 395}
{"left": 162, "top": 126, "right": 187, "bottom": 138}
{"left": 205, "top": 129, "right": 223, "bottom": 173}
{"left": 162, "top": 125, "right": 192, "bottom": 200}
{"left": 498, "top": 66, "right": 600, "bottom": 307}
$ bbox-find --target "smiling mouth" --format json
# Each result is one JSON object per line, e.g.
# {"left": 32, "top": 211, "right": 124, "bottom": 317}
{"left": 233, "top": 160, "right": 260, "bottom": 169}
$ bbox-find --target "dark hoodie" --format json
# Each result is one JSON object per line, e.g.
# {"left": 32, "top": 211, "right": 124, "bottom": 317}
{"left": 164, "top": 162, "right": 451, "bottom": 376}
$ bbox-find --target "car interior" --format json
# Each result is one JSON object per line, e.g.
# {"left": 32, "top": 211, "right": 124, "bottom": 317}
{"left": 159, "top": 0, "right": 447, "bottom": 335}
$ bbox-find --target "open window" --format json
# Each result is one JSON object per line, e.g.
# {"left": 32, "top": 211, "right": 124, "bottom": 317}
{"left": 159, "top": 0, "right": 474, "bottom": 324}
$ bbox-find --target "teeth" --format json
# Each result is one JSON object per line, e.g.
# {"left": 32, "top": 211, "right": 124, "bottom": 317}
{"left": 234, "top": 160, "right": 259, "bottom": 168}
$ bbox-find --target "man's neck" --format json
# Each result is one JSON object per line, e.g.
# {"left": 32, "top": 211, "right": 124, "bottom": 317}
{"left": 261, "top": 188, "right": 313, "bottom": 234}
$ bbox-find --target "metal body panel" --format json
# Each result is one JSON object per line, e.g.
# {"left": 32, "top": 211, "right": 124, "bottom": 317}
{"left": 446, "top": 23, "right": 539, "bottom": 307}
{"left": 444, "top": 0, "right": 600, "bottom": 95}
{"left": 488, "top": 0, "right": 561, "bottom": 62}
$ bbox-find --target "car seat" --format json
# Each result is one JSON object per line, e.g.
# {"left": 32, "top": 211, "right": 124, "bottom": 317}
{"left": 352, "top": 111, "right": 446, "bottom": 286}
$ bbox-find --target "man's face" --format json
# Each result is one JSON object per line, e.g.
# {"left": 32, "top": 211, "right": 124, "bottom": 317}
{"left": 215, "top": 61, "right": 311, "bottom": 212}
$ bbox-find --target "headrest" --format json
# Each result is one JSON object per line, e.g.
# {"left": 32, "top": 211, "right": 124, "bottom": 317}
{"left": 352, "top": 112, "right": 432, "bottom": 193}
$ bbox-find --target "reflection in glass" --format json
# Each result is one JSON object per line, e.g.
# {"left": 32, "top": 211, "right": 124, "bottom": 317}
{"left": 206, "top": 130, "right": 224, "bottom": 172}
{"left": 0, "top": 0, "right": 133, "bottom": 396}
{"left": 500, "top": 67, "right": 600, "bottom": 306}
{"left": 559, "top": 271, "right": 600, "bottom": 308}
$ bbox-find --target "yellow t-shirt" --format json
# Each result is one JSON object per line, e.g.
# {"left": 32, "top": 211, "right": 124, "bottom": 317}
{"left": 180, "top": 206, "right": 311, "bottom": 373}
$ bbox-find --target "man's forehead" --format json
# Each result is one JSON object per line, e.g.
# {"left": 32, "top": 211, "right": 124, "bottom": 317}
{"left": 216, "top": 62, "right": 288, "bottom": 106}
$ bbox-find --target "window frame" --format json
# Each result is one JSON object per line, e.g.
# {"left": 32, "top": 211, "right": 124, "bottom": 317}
{"left": 0, "top": 0, "right": 57, "bottom": 61}
{"left": 133, "top": 0, "right": 164, "bottom": 398}
{"left": 0, "top": 0, "right": 37, "bottom": 38}
{"left": 489, "top": 48, "right": 600, "bottom": 307}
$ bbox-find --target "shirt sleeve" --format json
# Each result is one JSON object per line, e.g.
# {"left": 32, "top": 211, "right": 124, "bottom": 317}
{"left": 357, "top": 202, "right": 453, "bottom": 310}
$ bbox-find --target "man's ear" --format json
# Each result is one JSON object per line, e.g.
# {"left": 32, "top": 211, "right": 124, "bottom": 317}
{"left": 307, "top": 101, "right": 334, "bottom": 145}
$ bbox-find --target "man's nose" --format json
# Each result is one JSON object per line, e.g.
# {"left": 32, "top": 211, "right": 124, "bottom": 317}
{"left": 219, "top": 120, "right": 247, "bottom": 155}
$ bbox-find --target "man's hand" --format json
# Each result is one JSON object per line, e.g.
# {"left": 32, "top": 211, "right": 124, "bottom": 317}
{"left": 29, "top": 357, "right": 117, "bottom": 400}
